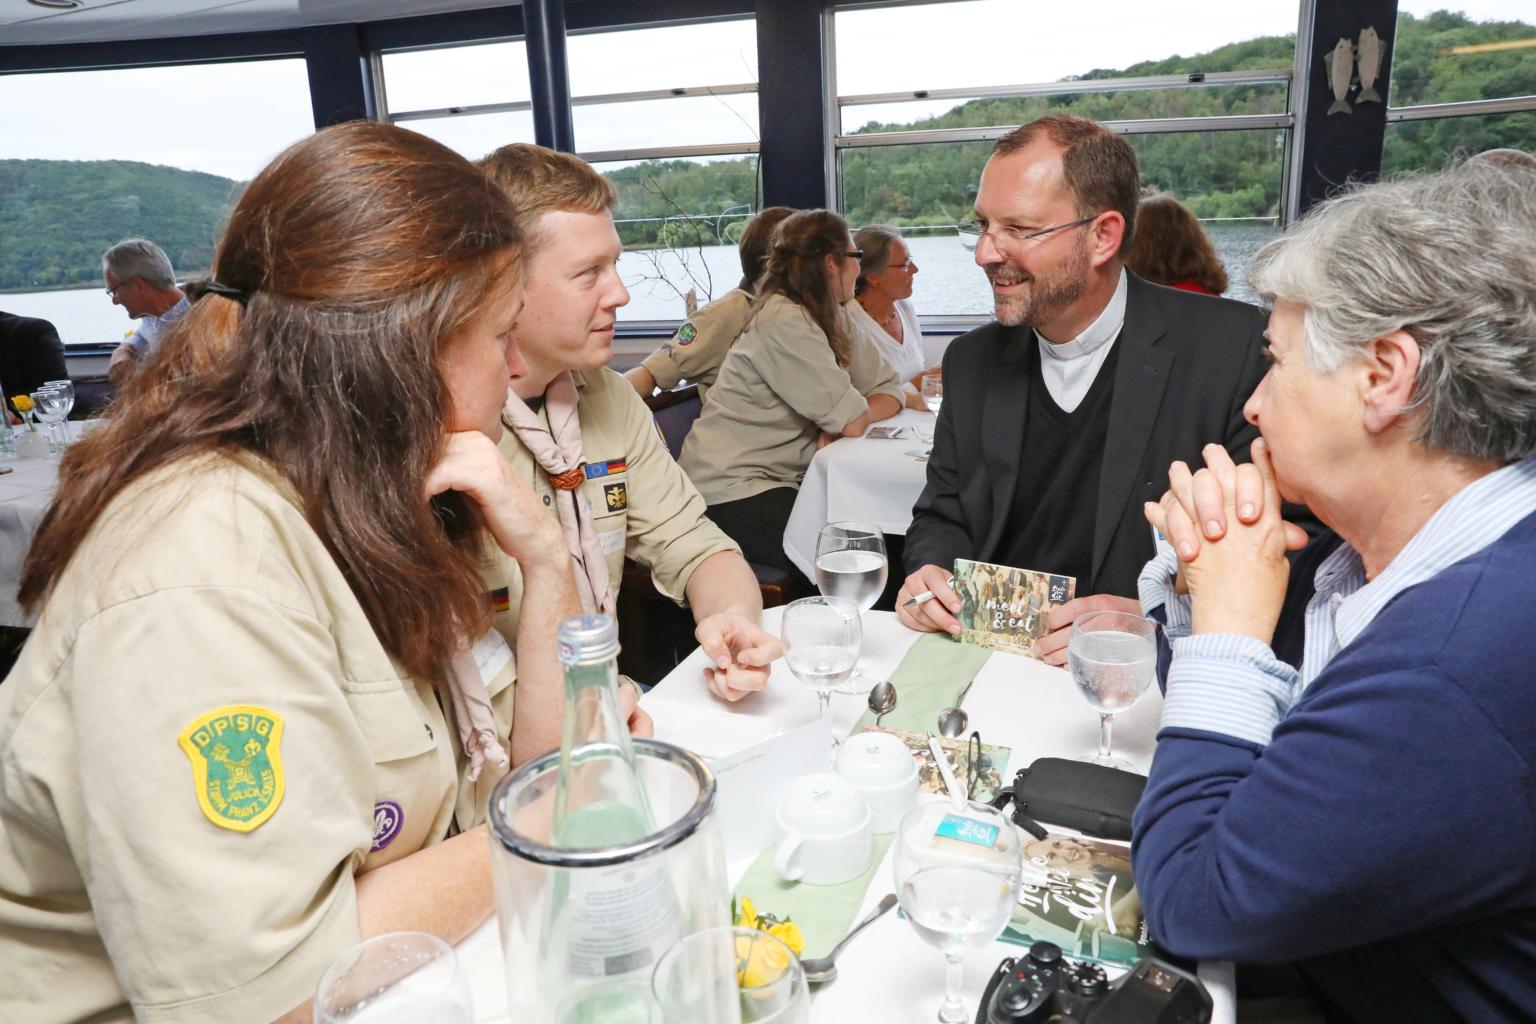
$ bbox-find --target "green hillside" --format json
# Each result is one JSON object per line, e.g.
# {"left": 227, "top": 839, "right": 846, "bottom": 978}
{"left": 0, "top": 159, "right": 240, "bottom": 290}
{"left": 1, "top": 9, "right": 1530, "bottom": 290}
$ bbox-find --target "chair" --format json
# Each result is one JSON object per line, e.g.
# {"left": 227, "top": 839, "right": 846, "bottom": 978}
{"left": 614, "top": 384, "right": 801, "bottom": 682}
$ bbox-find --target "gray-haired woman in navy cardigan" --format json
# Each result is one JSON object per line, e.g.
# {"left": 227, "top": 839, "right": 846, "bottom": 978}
{"left": 1136, "top": 158, "right": 1536, "bottom": 1023}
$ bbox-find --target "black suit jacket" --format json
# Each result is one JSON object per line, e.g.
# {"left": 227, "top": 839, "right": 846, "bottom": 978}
{"left": 905, "top": 273, "right": 1270, "bottom": 599}
{"left": 0, "top": 311, "right": 69, "bottom": 412}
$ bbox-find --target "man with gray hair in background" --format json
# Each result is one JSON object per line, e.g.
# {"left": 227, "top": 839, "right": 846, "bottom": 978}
{"left": 103, "top": 238, "right": 187, "bottom": 388}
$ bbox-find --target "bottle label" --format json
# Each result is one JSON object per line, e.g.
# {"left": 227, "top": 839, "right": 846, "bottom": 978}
{"left": 565, "top": 859, "right": 683, "bottom": 977}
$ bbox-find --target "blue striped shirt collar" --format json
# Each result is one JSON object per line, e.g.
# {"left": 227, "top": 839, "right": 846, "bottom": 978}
{"left": 1331, "top": 456, "right": 1536, "bottom": 651}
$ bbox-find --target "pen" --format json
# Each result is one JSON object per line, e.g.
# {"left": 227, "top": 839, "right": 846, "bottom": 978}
{"left": 901, "top": 574, "right": 955, "bottom": 609}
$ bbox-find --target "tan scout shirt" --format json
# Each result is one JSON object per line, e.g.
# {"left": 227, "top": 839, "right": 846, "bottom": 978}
{"left": 678, "top": 293, "right": 904, "bottom": 505}
{"left": 486, "top": 366, "right": 739, "bottom": 643}
{"left": 637, "top": 287, "right": 753, "bottom": 399}
{"left": 0, "top": 454, "right": 515, "bottom": 1024}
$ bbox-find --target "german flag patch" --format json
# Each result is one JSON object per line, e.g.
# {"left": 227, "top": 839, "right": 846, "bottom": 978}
{"left": 488, "top": 586, "right": 511, "bottom": 613}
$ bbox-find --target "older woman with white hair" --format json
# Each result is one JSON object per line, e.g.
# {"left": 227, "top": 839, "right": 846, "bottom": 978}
{"left": 1133, "top": 161, "right": 1536, "bottom": 1021}
{"left": 848, "top": 225, "right": 940, "bottom": 394}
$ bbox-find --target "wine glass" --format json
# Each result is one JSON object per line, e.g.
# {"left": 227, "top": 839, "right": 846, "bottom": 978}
{"left": 1068, "top": 611, "right": 1157, "bottom": 770}
{"left": 814, "top": 521, "right": 887, "bottom": 694}
{"left": 781, "top": 596, "right": 860, "bottom": 724}
{"left": 651, "top": 926, "right": 809, "bottom": 1024}
{"left": 42, "top": 380, "right": 74, "bottom": 444}
{"left": 920, "top": 374, "right": 943, "bottom": 414}
{"left": 894, "top": 800, "right": 1022, "bottom": 1023}
{"left": 314, "top": 931, "right": 473, "bottom": 1023}
{"left": 30, "top": 390, "right": 66, "bottom": 455}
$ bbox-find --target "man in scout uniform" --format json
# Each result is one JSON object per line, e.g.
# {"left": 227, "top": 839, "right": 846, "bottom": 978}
{"left": 478, "top": 144, "right": 781, "bottom": 700}
{"left": 623, "top": 205, "right": 795, "bottom": 399}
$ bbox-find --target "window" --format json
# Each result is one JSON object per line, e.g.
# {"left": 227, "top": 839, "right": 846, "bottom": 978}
{"left": 830, "top": 0, "right": 1301, "bottom": 315}
{"left": 378, "top": 40, "right": 537, "bottom": 160}
{"left": 1382, "top": 3, "right": 1536, "bottom": 175}
{"left": 0, "top": 58, "right": 314, "bottom": 346}
{"left": 568, "top": 19, "right": 761, "bottom": 324}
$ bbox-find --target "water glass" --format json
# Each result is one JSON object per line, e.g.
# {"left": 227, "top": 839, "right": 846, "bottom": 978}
{"left": 651, "top": 926, "right": 809, "bottom": 1024}
{"left": 814, "top": 521, "right": 887, "bottom": 694}
{"left": 42, "top": 380, "right": 74, "bottom": 441}
{"left": 1068, "top": 611, "right": 1157, "bottom": 770}
{"left": 781, "top": 596, "right": 861, "bottom": 723}
{"left": 920, "top": 374, "right": 943, "bottom": 414}
{"left": 894, "top": 801, "right": 1022, "bottom": 1023}
{"left": 31, "top": 390, "right": 67, "bottom": 455}
{"left": 313, "top": 931, "right": 472, "bottom": 1023}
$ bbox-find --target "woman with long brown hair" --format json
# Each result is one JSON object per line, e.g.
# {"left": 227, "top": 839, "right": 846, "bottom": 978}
{"left": 0, "top": 122, "right": 645, "bottom": 1024}
{"left": 679, "top": 209, "right": 903, "bottom": 577}
{"left": 1126, "top": 190, "right": 1229, "bottom": 295}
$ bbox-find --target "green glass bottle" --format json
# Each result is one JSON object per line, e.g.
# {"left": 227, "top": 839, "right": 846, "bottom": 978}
{"left": 552, "top": 614, "right": 657, "bottom": 846}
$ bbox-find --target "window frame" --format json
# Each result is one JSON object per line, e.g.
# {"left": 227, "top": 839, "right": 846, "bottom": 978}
{"left": 823, "top": 0, "right": 1314, "bottom": 327}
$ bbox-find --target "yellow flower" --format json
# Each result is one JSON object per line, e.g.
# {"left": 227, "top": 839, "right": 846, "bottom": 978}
{"left": 766, "top": 920, "right": 805, "bottom": 957}
{"left": 735, "top": 931, "right": 793, "bottom": 990}
{"left": 733, "top": 896, "right": 759, "bottom": 931}
{"left": 11, "top": 395, "right": 32, "bottom": 413}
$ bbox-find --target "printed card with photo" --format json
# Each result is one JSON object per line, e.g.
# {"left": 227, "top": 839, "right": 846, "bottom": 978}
{"left": 865, "top": 425, "right": 910, "bottom": 440}
{"left": 952, "top": 558, "right": 1076, "bottom": 659}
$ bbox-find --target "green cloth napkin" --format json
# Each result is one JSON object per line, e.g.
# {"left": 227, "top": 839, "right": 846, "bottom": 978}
{"left": 733, "top": 833, "right": 896, "bottom": 960}
{"left": 852, "top": 633, "right": 992, "bottom": 733}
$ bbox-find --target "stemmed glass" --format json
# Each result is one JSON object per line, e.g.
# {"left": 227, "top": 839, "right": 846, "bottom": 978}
{"left": 894, "top": 800, "right": 1022, "bottom": 1023}
{"left": 313, "top": 931, "right": 473, "bottom": 1023}
{"left": 42, "top": 380, "right": 74, "bottom": 446}
{"left": 651, "top": 925, "right": 809, "bottom": 1024}
{"left": 813, "top": 521, "right": 887, "bottom": 694}
{"left": 1068, "top": 611, "right": 1157, "bottom": 770}
{"left": 920, "top": 374, "right": 943, "bottom": 414}
{"left": 781, "top": 596, "right": 861, "bottom": 724}
{"left": 30, "top": 390, "right": 68, "bottom": 455}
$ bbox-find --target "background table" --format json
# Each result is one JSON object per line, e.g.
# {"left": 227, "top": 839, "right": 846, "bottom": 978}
{"left": 0, "top": 426, "right": 80, "bottom": 627}
{"left": 782, "top": 408, "right": 934, "bottom": 580}
{"left": 459, "top": 609, "right": 1235, "bottom": 1023}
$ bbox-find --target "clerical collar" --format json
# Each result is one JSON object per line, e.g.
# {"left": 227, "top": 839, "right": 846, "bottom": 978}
{"left": 1035, "top": 268, "right": 1128, "bottom": 362}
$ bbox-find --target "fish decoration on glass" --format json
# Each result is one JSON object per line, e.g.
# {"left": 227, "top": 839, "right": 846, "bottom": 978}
{"left": 1356, "top": 26, "right": 1384, "bottom": 105}
{"left": 1324, "top": 36, "right": 1356, "bottom": 116}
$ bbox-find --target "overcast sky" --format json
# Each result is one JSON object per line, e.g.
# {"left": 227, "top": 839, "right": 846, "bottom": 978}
{"left": 0, "top": 0, "right": 1528, "bottom": 180}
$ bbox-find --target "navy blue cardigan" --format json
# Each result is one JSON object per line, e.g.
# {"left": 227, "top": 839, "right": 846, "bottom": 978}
{"left": 1133, "top": 511, "right": 1536, "bottom": 1023}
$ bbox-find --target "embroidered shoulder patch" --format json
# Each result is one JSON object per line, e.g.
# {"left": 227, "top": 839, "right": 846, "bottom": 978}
{"left": 676, "top": 322, "right": 698, "bottom": 346}
{"left": 177, "top": 705, "right": 286, "bottom": 832}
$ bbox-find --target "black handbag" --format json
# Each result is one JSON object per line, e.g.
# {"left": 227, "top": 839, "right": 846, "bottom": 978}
{"left": 991, "top": 756, "right": 1148, "bottom": 841}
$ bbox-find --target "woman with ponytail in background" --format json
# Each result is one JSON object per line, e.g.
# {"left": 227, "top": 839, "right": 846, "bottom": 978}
{"left": 680, "top": 209, "right": 903, "bottom": 579}
{"left": 0, "top": 121, "right": 647, "bottom": 1024}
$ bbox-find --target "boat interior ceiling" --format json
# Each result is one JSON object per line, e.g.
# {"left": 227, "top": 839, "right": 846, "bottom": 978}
{"left": 0, "top": 0, "right": 507, "bottom": 46}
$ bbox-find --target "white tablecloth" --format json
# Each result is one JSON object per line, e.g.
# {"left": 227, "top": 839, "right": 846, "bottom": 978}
{"left": 782, "top": 409, "right": 935, "bottom": 579}
{"left": 0, "top": 425, "right": 82, "bottom": 627}
{"left": 459, "top": 609, "right": 1235, "bottom": 1023}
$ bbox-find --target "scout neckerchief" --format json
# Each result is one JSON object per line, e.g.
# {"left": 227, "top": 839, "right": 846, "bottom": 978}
{"left": 502, "top": 371, "right": 617, "bottom": 617}
{"left": 449, "top": 642, "right": 507, "bottom": 782}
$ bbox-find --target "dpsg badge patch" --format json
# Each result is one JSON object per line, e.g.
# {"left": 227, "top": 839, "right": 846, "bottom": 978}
{"left": 177, "top": 705, "right": 285, "bottom": 832}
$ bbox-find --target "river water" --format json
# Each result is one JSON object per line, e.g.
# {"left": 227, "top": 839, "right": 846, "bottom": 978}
{"left": 2, "top": 225, "right": 1275, "bottom": 346}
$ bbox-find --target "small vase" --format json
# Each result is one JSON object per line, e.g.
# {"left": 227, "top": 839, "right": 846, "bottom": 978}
{"left": 16, "top": 431, "right": 49, "bottom": 459}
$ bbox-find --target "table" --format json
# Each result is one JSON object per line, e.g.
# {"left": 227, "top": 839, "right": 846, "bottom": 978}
{"left": 458, "top": 609, "right": 1236, "bottom": 1023}
{"left": 0, "top": 425, "right": 82, "bottom": 627}
{"left": 782, "top": 408, "right": 935, "bottom": 579}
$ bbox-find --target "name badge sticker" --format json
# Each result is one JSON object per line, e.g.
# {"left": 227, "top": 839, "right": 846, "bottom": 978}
{"left": 934, "top": 813, "right": 1000, "bottom": 849}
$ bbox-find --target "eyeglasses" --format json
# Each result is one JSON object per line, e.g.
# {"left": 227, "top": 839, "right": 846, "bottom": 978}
{"left": 956, "top": 215, "right": 1099, "bottom": 253}
{"left": 843, "top": 249, "right": 865, "bottom": 261}
{"left": 105, "top": 279, "right": 135, "bottom": 298}
{"left": 891, "top": 258, "right": 918, "bottom": 271}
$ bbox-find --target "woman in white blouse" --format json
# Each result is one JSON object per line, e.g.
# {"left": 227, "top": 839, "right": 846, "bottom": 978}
{"left": 848, "top": 225, "right": 941, "bottom": 405}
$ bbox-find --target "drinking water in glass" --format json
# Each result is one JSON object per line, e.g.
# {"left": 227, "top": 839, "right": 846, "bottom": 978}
{"left": 781, "top": 596, "right": 861, "bottom": 723}
{"left": 920, "top": 374, "right": 943, "bottom": 414}
{"left": 893, "top": 801, "right": 1021, "bottom": 1023}
{"left": 814, "top": 522, "right": 886, "bottom": 694}
{"left": 1067, "top": 611, "right": 1157, "bottom": 769}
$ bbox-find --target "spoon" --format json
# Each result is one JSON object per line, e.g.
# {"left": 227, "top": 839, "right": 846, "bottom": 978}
{"left": 867, "top": 679, "right": 897, "bottom": 727}
{"left": 936, "top": 706, "right": 969, "bottom": 738}
{"left": 800, "top": 893, "right": 899, "bottom": 985}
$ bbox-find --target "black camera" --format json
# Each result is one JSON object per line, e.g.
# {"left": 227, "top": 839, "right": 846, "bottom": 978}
{"left": 978, "top": 941, "right": 1212, "bottom": 1023}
